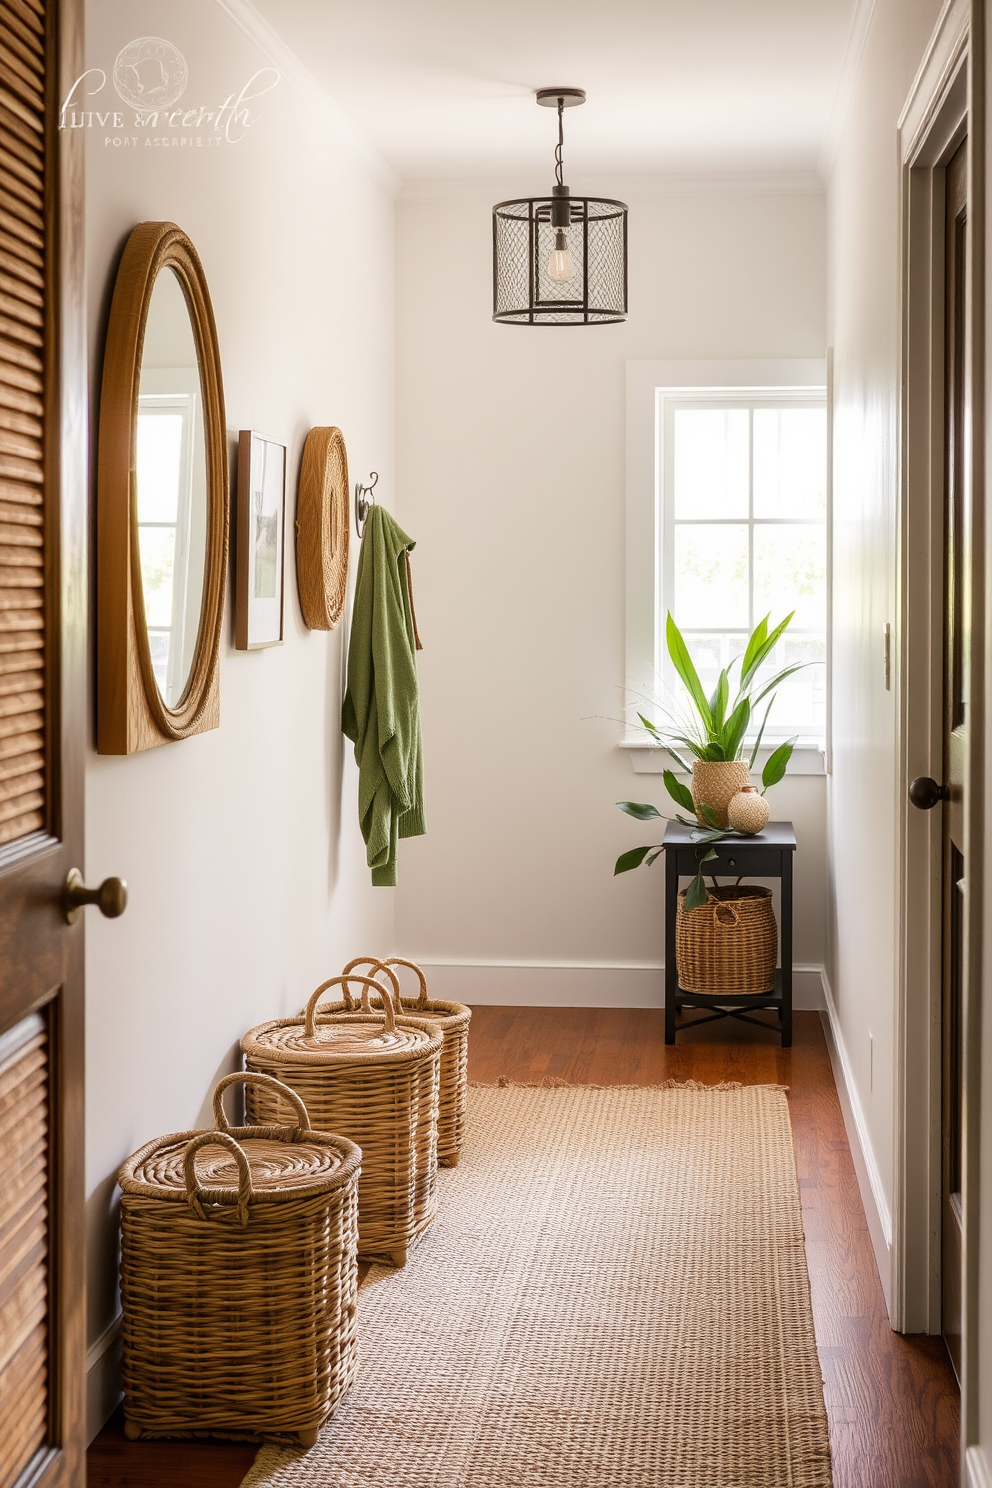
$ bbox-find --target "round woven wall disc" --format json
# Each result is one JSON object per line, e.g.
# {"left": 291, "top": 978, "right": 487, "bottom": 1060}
{"left": 295, "top": 426, "right": 349, "bottom": 630}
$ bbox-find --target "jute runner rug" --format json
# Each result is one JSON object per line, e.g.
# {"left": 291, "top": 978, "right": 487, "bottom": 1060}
{"left": 242, "top": 1082, "right": 832, "bottom": 1488}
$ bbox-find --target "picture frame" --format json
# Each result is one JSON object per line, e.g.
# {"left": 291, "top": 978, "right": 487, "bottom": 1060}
{"left": 235, "top": 430, "right": 286, "bottom": 650}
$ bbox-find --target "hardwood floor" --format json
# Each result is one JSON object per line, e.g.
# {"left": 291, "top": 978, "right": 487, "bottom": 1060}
{"left": 87, "top": 1007, "right": 959, "bottom": 1488}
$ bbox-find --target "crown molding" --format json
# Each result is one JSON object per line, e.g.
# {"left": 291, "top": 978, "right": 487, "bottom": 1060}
{"left": 212, "top": 0, "right": 399, "bottom": 196}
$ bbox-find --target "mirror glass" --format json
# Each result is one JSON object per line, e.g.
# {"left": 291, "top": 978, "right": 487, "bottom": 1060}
{"left": 135, "top": 267, "right": 208, "bottom": 708}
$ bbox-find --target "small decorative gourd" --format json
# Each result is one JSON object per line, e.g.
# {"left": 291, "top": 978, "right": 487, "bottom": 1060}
{"left": 727, "top": 785, "right": 771, "bottom": 835}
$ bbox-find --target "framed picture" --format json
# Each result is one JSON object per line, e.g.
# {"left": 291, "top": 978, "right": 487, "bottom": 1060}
{"left": 235, "top": 430, "right": 285, "bottom": 649}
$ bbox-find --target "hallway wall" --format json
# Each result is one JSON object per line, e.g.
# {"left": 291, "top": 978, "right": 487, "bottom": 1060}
{"left": 394, "top": 184, "right": 828, "bottom": 1005}
{"left": 825, "top": 0, "right": 945, "bottom": 1304}
{"left": 81, "top": 0, "right": 396, "bottom": 1433}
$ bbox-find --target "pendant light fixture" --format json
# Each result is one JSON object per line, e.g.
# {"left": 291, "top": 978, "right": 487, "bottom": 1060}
{"left": 493, "top": 88, "right": 627, "bottom": 325}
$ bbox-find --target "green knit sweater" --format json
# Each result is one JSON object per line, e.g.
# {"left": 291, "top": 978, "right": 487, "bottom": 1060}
{"left": 341, "top": 505, "right": 425, "bottom": 886}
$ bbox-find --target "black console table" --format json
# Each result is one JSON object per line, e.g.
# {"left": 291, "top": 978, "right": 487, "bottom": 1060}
{"left": 662, "top": 820, "right": 797, "bottom": 1047}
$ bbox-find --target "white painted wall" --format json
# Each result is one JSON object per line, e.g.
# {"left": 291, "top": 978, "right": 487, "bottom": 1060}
{"left": 394, "top": 186, "right": 828, "bottom": 1002}
{"left": 824, "top": 0, "right": 944, "bottom": 1299}
{"left": 82, "top": 0, "right": 396, "bottom": 1433}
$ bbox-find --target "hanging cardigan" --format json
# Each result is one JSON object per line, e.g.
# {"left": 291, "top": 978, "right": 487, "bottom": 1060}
{"left": 341, "top": 504, "right": 425, "bottom": 886}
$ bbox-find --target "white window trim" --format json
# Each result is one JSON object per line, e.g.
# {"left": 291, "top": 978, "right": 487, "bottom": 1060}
{"left": 624, "top": 357, "right": 830, "bottom": 775}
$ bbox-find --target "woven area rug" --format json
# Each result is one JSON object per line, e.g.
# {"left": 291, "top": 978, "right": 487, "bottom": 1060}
{"left": 242, "top": 1082, "right": 832, "bottom": 1488}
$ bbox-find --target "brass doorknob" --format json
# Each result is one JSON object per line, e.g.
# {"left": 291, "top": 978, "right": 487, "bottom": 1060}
{"left": 63, "top": 868, "right": 128, "bottom": 925}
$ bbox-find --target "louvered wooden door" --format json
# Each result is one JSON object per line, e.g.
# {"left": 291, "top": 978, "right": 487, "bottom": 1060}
{"left": 0, "top": 0, "right": 86, "bottom": 1485}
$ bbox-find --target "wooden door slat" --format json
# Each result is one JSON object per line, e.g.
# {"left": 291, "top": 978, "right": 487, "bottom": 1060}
{"left": 0, "top": 806, "right": 42, "bottom": 840}
{"left": 0, "top": 0, "right": 44, "bottom": 40}
{"left": 0, "top": 13, "right": 44, "bottom": 79}
{"left": 0, "top": 2, "right": 44, "bottom": 57}
{"left": 0, "top": 246, "right": 43, "bottom": 291}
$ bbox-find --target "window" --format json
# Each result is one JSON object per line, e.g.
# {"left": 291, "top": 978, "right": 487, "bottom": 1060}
{"left": 624, "top": 360, "right": 829, "bottom": 760}
{"left": 661, "top": 393, "right": 827, "bottom": 742}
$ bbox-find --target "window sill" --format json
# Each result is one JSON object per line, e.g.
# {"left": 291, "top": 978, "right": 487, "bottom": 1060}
{"left": 618, "top": 740, "right": 827, "bottom": 776}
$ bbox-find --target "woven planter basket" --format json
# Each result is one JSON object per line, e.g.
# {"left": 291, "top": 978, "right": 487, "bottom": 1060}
{"left": 676, "top": 885, "right": 778, "bottom": 996}
{"left": 118, "top": 1072, "right": 361, "bottom": 1447}
{"left": 242, "top": 976, "right": 442, "bottom": 1267}
{"left": 691, "top": 759, "right": 751, "bottom": 828}
{"left": 339, "top": 956, "right": 471, "bottom": 1167}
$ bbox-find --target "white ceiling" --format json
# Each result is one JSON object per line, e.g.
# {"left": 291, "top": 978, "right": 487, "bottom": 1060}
{"left": 249, "top": 0, "right": 863, "bottom": 187}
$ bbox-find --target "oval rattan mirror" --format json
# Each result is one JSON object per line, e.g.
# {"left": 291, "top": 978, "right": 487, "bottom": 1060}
{"left": 97, "top": 222, "right": 228, "bottom": 753}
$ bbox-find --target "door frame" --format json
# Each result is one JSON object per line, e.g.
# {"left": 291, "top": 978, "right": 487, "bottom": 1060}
{"left": 894, "top": 0, "right": 984, "bottom": 1436}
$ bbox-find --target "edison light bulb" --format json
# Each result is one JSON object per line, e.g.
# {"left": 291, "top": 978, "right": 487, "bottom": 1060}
{"left": 548, "top": 228, "right": 574, "bottom": 282}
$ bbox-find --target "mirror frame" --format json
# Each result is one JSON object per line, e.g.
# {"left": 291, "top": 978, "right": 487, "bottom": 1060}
{"left": 97, "top": 221, "right": 228, "bottom": 753}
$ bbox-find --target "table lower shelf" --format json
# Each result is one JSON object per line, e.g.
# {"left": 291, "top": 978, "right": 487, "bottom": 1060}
{"left": 667, "top": 970, "right": 792, "bottom": 1045}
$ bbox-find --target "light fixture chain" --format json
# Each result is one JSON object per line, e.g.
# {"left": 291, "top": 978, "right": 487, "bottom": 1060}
{"left": 555, "top": 96, "right": 565, "bottom": 186}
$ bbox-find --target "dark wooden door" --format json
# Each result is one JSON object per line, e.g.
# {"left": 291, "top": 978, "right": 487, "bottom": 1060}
{"left": 940, "top": 136, "right": 968, "bottom": 1383}
{"left": 0, "top": 0, "right": 87, "bottom": 1484}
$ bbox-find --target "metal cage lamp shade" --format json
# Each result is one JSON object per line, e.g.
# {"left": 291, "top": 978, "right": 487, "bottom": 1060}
{"left": 493, "top": 89, "right": 628, "bottom": 326}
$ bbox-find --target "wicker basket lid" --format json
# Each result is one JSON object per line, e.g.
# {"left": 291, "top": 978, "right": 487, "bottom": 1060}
{"left": 118, "top": 1073, "right": 362, "bottom": 1220}
{"left": 243, "top": 974, "right": 443, "bottom": 1069}
{"left": 339, "top": 957, "right": 472, "bottom": 1032}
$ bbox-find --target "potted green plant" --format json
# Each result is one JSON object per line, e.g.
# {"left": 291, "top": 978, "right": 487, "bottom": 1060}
{"left": 614, "top": 611, "right": 807, "bottom": 908}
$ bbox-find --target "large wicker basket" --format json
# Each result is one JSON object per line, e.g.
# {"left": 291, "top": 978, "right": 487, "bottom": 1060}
{"left": 242, "top": 976, "right": 442, "bottom": 1267}
{"left": 340, "top": 956, "right": 471, "bottom": 1167}
{"left": 118, "top": 1073, "right": 361, "bottom": 1447}
{"left": 675, "top": 885, "right": 778, "bottom": 995}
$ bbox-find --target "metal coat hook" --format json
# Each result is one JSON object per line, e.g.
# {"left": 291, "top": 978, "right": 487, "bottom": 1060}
{"left": 355, "top": 472, "right": 378, "bottom": 537}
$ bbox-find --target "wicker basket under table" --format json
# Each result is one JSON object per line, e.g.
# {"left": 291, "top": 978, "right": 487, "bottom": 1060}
{"left": 675, "top": 885, "right": 778, "bottom": 996}
{"left": 340, "top": 957, "right": 471, "bottom": 1167}
{"left": 243, "top": 975, "right": 442, "bottom": 1267}
{"left": 118, "top": 1072, "right": 361, "bottom": 1447}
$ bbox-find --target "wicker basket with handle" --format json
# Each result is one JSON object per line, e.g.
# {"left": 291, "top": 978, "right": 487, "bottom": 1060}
{"left": 339, "top": 956, "right": 471, "bottom": 1167}
{"left": 675, "top": 885, "right": 778, "bottom": 996}
{"left": 242, "top": 976, "right": 442, "bottom": 1267}
{"left": 118, "top": 1072, "right": 361, "bottom": 1447}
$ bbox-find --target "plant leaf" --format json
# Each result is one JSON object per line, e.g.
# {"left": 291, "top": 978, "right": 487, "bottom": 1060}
{"left": 741, "top": 614, "right": 769, "bottom": 683}
{"left": 721, "top": 696, "right": 751, "bottom": 761}
{"left": 616, "top": 800, "right": 662, "bottom": 821}
{"left": 748, "top": 697, "right": 775, "bottom": 769}
{"left": 665, "top": 746, "right": 694, "bottom": 773}
{"left": 636, "top": 712, "right": 662, "bottom": 739}
{"left": 699, "top": 802, "right": 722, "bottom": 830}
{"left": 761, "top": 737, "right": 797, "bottom": 790}
{"left": 666, "top": 613, "right": 713, "bottom": 729}
{"left": 663, "top": 769, "right": 695, "bottom": 813}
{"left": 614, "top": 845, "right": 654, "bottom": 875}
{"left": 699, "top": 847, "right": 718, "bottom": 863}
{"left": 645, "top": 849, "right": 663, "bottom": 866}
{"left": 683, "top": 873, "right": 709, "bottom": 910}
{"left": 740, "top": 610, "right": 795, "bottom": 690}
{"left": 709, "top": 669, "right": 730, "bottom": 732}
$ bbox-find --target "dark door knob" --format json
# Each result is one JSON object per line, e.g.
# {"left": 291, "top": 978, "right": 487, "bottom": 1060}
{"left": 63, "top": 868, "right": 128, "bottom": 925}
{"left": 909, "top": 777, "right": 949, "bottom": 811}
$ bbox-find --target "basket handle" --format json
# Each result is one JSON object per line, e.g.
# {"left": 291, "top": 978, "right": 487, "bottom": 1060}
{"left": 341, "top": 956, "right": 401, "bottom": 1008}
{"left": 709, "top": 895, "right": 741, "bottom": 929}
{"left": 184, "top": 1130, "right": 253, "bottom": 1227}
{"left": 212, "top": 1071, "right": 310, "bottom": 1135}
{"left": 383, "top": 957, "right": 429, "bottom": 1010}
{"left": 303, "top": 974, "right": 396, "bottom": 1039}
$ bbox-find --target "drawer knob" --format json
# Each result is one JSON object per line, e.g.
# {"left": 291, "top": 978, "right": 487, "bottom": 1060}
{"left": 727, "top": 857, "right": 736, "bottom": 867}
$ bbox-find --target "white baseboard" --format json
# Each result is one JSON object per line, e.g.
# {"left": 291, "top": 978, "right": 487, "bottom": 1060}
{"left": 967, "top": 1446, "right": 992, "bottom": 1488}
{"left": 414, "top": 960, "right": 827, "bottom": 1010}
{"left": 86, "top": 1315, "right": 121, "bottom": 1444}
{"left": 819, "top": 971, "right": 892, "bottom": 1314}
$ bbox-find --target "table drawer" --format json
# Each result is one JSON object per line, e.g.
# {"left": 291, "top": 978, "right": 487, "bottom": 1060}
{"left": 672, "top": 844, "right": 787, "bottom": 878}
